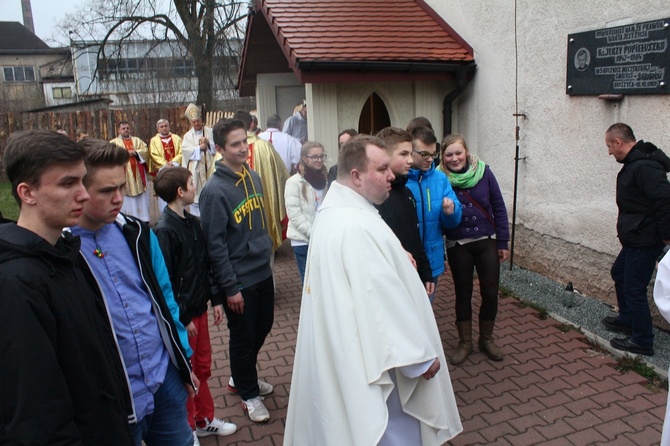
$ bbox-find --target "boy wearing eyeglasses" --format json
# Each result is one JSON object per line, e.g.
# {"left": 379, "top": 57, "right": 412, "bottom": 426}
{"left": 407, "top": 126, "right": 462, "bottom": 302}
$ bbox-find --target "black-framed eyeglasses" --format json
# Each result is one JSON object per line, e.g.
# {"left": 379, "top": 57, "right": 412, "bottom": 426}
{"left": 305, "top": 154, "right": 327, "bottom": 160}
{"left": 412, "top": 148, "right": 439, "bottom": 160}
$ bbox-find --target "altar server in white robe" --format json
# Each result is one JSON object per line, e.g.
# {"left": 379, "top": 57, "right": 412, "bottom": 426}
{"left": 284, "top": 135, "right": 462, "bottom": 446}
{"left": 181, "top": 103, "right": 216, "bottom": 216}
{"left": 654, "top": 251, "right": 670, "bottom": 446}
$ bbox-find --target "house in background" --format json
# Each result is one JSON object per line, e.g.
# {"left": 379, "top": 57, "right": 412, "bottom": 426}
{"left": 238, "top": 0, "right": 670, "bottom": 324}
{"left": 71, "top": 39, "right": 245, "bottom": 109}
{"left": 40, "top": 55, "right": 76, "bottom": 107}
{"left": 238, "top": 0, "right": 475, "bottom": 151}
{"left": 0, "top": 21, "right": 71, "bottom": 112}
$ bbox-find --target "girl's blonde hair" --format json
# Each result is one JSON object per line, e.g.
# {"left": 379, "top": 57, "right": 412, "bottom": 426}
{"left": 441, "top": 134, "right": 469, "bottom": 157}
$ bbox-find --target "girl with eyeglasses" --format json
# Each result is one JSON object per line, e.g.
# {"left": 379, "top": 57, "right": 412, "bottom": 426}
{"left": 284, "top": 141, "right": 329, "bottom": 283}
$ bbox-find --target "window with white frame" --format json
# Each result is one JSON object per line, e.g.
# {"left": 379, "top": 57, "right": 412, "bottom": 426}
{"left": 3, "top": 66, "right": 36, "bottom": 82}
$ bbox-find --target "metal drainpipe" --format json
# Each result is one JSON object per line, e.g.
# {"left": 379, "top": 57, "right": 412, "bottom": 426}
{"left": 442, "top": 66, "right": 470, "bottom": 139}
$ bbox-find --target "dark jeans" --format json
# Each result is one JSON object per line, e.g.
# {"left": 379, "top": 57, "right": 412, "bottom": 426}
{"left": 611, "top": 245, "right": 663, "bottom": 348}
{"left": 293, "top": 245, "right": 308, "bottom": 284}
{"left": 223, "top": 275, "right": 274, "bottom": 400}
{"left": 428, "top": 276, "right": 439, "bottom": 303}
{"left": 447, "top": 238, "right": 500, "bottom": 322}
{"left": 130, "top": 364, "right": 193, "bottom": 446}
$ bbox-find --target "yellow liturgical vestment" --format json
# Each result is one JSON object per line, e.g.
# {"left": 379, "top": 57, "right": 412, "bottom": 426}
{"left": 246, "top": 132, "right": 289, "bottom": 251}
{"left": 149, "top": 133, "right": 183, "bottom": 173}
{"left": 110, "top": 136, "right": 148, "bottom": 197}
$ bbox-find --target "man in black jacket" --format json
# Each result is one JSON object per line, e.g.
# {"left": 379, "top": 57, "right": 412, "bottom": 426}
{"left": 0, "top": 130, "right": 133, "bottom": 444}
{"left": 602, "top": 123, "right": 670, "bottom": 356}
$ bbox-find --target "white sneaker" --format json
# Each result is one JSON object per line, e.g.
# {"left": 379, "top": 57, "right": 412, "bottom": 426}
{"left": 192, "top": 431, "right": 200, "bottom": 446}
{"left": 242, "top": 396, "right": 270, "bottom": 423}
{"left": 228, "top": 377, "right": 274, "bottom": 396}
{"left": 195, "top": 417, "right": 237, "bottom": 437}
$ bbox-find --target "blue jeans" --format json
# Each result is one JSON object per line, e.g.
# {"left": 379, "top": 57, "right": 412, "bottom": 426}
{"left": 130, "top": 364, "right": 193, "bottom": 446}
{"left": 429, "top": 276, "right": 439, "bottom": 303}
{"left": 293, "top": 245, "right": 308, "bottom": 284}
{"left": 611, "top": 245, "right": 663, "bottom": 349}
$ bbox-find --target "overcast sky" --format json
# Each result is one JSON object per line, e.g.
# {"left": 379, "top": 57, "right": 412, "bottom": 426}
{"left": 2, "top": 0, "right": 81, "bottom": 43}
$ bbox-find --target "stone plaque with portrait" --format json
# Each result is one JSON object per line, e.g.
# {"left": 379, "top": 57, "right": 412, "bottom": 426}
{"left": 566, "top": 18, "right": 669, "bottom": 95}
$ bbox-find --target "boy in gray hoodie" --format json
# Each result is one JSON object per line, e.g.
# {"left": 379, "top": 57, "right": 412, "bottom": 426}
{"left": 199, "top": 119, "right": 275, "bottom": 423}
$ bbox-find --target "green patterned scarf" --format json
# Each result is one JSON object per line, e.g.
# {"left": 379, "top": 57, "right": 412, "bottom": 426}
{"left": 438, "top": 154, "right": 486, "bottom": 189}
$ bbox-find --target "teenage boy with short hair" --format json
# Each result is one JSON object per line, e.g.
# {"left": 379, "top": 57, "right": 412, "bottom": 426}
{"left": 153, "top": 167, "right": 237, "bottom": 443}
{"left": 199, "top": 119, "right": 275, "bottom": 423}
{"left": 375, "top": 127, "right": 434, "bottom": 295}
{"left": 0, "top": 130, "right": 133, "bottom": 445}
{"left": 71, "top": 139, "right": 197, "bottom": 446}
{"left": 407, "top": 126, "right": 462, "bottom": 301}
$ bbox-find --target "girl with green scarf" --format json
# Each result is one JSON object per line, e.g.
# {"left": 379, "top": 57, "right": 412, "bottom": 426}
{"left": 440, "top": 134, "right": 510, "bottom": 365}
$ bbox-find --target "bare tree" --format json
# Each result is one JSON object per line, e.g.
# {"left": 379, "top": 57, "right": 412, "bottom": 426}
{"left": 59, "top": 0, "right": 248, "bottom": 109}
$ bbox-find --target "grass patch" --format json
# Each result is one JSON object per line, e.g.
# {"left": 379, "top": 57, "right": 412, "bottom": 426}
{"left": 616, "top": 355, "right": 668, "bottom": 390}
{"left": 582, "top": 337, "right": 612, "bottom": 355}
{"left": 0, "top": 182, "right": 19, "bottom": 221}
{"left": 500, "top": 286, "right": 549, "bottom": 320}
{"left": 499, "top": 286, "right": 515, "bottom": 299}
{"left": 519, "top": 300, "right": 549, "bottom": 320}
{"left": 557, "top": 323, "right": 580, "bottom": 333}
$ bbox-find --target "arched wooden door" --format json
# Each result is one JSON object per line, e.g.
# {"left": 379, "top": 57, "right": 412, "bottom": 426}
{"left": 357, "top": 92, "right": 390, "bottom": 135}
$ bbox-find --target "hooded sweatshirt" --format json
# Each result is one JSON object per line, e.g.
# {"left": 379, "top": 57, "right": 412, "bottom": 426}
{"left": 0, "top": 220, "right": 132, "bottom": 445}
{"left": 616, "top": 140, "right": 670, "bottom": 247}
{"left": 200, "top": 160, "right": 273, "bottom": 297}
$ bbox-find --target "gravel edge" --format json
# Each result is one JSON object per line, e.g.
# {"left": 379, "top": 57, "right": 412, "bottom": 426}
{"left": 499, "top": 262, "right": 670, "bottom": 379}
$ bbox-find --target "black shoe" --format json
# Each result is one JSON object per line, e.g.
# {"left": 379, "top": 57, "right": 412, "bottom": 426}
{"left": 610, "top": 337, "right": 654, "bottom": 356}
{"left": 602, "top": 316, "right": 632, "bottom": 334}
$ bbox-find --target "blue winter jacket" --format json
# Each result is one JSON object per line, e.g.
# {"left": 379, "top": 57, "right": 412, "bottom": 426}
{"left": 407, "top": 165, "right": 462, "bottom": 277}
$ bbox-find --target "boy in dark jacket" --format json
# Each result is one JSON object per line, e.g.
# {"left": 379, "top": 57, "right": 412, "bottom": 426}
{"left": 153, "top": 167, "right": 236, "bottom": 442}
{"left": 71, "top": 139, "right": 197, "bottom": 446}
{"left": 0, "top": 130, "right": 133, "bottom": 445}
{"left": 375, "top": 127, "right": 434, "bottom": 296}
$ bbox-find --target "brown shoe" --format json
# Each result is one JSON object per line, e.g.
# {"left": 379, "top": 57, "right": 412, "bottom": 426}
{"left": 451, "top": 320, "right": 473, "bottom": 365}
{"left": 478, "top": 320, "right": 503, "bottom": 361}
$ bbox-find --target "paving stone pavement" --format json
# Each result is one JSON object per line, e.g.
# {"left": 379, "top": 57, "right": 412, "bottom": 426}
{"left": 200, "top": 241, "right": 667, "bottom": 445}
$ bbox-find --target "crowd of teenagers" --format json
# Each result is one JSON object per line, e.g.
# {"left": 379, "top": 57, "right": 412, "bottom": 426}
{"left": 2, "top": 110, "right": 518, "bottom": 446}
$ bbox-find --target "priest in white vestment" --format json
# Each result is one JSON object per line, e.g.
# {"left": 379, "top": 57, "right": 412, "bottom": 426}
{"left": 181, "top": 103, "right": 217, "bottom": 216}
{"left": 284, "top": 135, "right": 462, "bottom": 446}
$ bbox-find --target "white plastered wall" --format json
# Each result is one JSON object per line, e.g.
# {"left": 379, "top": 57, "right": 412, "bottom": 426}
{"left": 426, "top": 0, "right": 670, "bottom": 255}
{"left": 425, "top": 0, "right": 670, "bottom": 302}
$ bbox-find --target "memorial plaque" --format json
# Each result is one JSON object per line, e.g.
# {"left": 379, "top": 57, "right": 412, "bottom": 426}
{"left": 566, "top": 18, "right": 669, "bottom": 95}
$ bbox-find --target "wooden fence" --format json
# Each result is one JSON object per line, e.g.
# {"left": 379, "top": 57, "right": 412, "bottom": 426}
{"left": 0, "top": 106, "right": 237, "bottom": 181}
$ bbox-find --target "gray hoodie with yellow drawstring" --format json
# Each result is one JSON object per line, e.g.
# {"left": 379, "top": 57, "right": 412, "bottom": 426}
{"left": 199, "top": 160, "right": 274, "bottom": 297}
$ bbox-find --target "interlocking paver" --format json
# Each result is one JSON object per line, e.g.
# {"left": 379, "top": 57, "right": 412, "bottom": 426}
{"left": 592, "top": 418, "right": 636, "bottom": 440}
{"left": 203, "top": 241, "right": 665, "bottom": 445}
{"left": 509, "top": 412, "right": 548, "bottom": 432}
